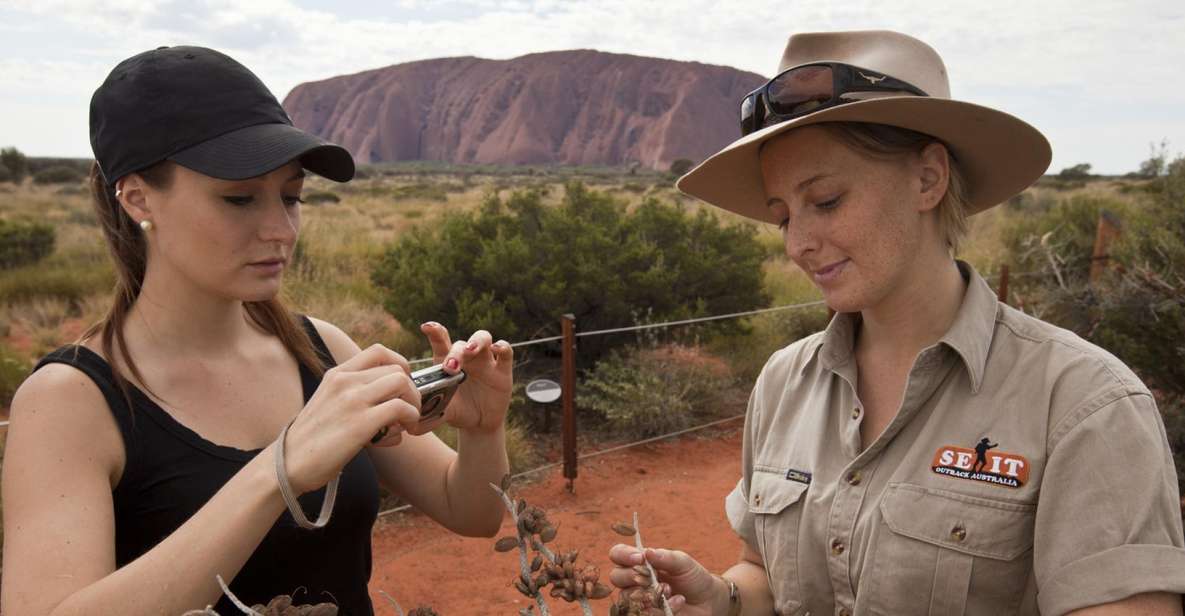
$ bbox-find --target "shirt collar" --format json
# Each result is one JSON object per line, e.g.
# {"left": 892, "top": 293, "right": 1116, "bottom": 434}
{"left": 801, "top": 260, "right": 998, "bottom": 394}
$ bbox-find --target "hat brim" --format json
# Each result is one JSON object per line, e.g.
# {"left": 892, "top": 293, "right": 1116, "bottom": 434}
{"left": 676, "top": 96, "right": 1051, "bottom": 224}
{"left": 169, "top": 122, "right": 355, "bottom": 183}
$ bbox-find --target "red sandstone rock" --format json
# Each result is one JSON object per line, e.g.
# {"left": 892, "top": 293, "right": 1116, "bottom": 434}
{"left": 282, "top": 50, "right": 764, "bottom": 169}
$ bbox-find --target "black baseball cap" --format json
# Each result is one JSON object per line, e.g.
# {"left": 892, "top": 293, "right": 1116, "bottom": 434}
{"left": 90, "top": 46, "right": 354, "bottom": 186}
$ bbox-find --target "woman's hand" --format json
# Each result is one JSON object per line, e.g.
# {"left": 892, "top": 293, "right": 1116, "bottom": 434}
{"left": 417, "top": 321, "right": 513, "bottom": 434}
{"left": 608, "top": 545, "right": 728, "bottom": 615}
{"left": 283, "top": 344, "right": 422, "bottom": 494}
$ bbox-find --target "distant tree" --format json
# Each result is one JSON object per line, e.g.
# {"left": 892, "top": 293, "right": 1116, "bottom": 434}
{"left": 0, "top": 147, "right": 28, "bottom": 183}
{"left": 1057, "top": 163, "right": 1093, "bottom": 180}
{"left": 1136, "top": 140, "right": 1170, "bottom": 178}
{"left": 371, "top": 182, "right": 769, "bottom": 361}
{"left": 32, "top": 165, "right": 83, "bottom": 185}
{"left": 668, "top": 158, "right": 695, "bottom": 176}
{"left": 0, "top": 219, "right": 56, "bottom": 269}
{"left": 0, "top": 161, "right": 11, "bottom": 183}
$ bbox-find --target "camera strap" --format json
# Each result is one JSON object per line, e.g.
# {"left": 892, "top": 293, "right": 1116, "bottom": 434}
{"left": 273, "top": 418, "right": 340, "bottom": 530}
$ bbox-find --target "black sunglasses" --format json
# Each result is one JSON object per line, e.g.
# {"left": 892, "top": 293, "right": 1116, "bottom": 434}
{"left": 740, "top": 62, "right": 929, "bottom": 136}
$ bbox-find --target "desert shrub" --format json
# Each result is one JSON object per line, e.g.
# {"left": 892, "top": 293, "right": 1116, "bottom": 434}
{"left": 0, "top": 260, "right": 113, "bottom": 304}
{"left": 1, "top": 341, "right": 30, "bottom": 408}
{"left": 392, "top": 183, "right": 449, "bottom": 202}
{"left": 578, "top": 343, "right": 735, "bottom": 437}
{"left": 372, "top": 182, "right": 768, "bottom": 361}
{"left": 1057, "top": 163, "right": 1093, "bottom": 181}
{"left": 0, "top": 219, "right": 55, "bottom": 270}
{"left": 0, "top": 147, "right": 28, "bottom": 183}
{"left": 0, "top": 161, "right": 11, "bottom": 183}
{"left": 32, "top": 165, "right": 84, "bottom": 185}
{"left": 304, "top": 191, "right": 340, "bottom": 204}
{"left": 668, "top": 159, "right": 695, "bottom": 176}
{"left": 1000, "top": 194, "right": 1130, "bottom": 288}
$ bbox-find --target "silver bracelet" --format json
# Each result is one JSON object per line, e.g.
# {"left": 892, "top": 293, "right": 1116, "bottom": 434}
{"left": 714, "top": 574, "right": 742, "bottom": 616}
{"left": 274, "top": 418, "right": 340, "bottom": 530}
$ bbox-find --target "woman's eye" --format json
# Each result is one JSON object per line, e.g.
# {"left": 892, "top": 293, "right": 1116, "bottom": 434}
{"left": 816, "top": 196, "right": 841, "bottom": 210}
{"left": 283, "top": 195, "right": 305, "bottom": 207}
{"left": 778, "top": 217, "right": 790, "bottom": 231}
{"left": 222, "top": 196, "right": 253, "bottom": 206}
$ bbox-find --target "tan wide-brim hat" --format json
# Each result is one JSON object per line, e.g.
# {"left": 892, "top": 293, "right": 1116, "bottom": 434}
{"left": 677, "top": 30, "right": 1052, "bottom": 225}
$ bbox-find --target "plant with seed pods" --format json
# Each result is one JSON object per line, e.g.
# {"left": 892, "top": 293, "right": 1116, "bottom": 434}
{"left": 608, "top": 514, "right": 675, "bottom": 616}
{"left": 490, "top": 475, "right": 613, "bottom": 616}
{"left": 180, "top": 575, "right": 339, "bottom": 616}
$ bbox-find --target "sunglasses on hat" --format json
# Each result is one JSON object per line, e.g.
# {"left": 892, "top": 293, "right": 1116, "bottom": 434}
{"left": 740, "top": 62, "right": 929, "bottom": 136}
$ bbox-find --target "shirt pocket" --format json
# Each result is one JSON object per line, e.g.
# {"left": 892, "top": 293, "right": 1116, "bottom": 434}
{"left": 750, "top": 469, "right": 810, "bottom": 616}
{"left": 862, "top": 482, "right": 1035, "bottom": 616}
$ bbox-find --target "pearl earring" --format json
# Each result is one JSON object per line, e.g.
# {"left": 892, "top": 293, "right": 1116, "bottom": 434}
{"left": 140, "top": 220, "right": 153, "bottom": 232}
{"left": 115, "top": 189, "right": 123, "bottom": 198}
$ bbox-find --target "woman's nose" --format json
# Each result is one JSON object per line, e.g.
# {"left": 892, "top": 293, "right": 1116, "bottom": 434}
{"left": 784, "top": 219, "right": 820, "bottom": 260}
{"left": 260, "top": 199, "right": 298, "bottom": 243}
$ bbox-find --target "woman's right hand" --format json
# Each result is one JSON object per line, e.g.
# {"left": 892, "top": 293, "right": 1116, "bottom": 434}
{"left": 608, "top": 544, "right": 727, "bottom": 615}
{"left": 280, "top": 344, "right": 422, "bottom": 494}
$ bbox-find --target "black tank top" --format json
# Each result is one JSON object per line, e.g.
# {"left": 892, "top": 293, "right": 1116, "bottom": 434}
{"left": 34, "top": 317, "right": 379, "bottom": 615}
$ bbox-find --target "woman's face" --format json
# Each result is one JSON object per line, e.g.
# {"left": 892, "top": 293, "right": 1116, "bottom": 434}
{"left": 759, "top": 125, "right": 941, "bottom": 313}
{"left": 137, "top": 160, "right": 305, "bottom": 303}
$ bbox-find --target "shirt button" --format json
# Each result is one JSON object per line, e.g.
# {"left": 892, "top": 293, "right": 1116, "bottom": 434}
{"left": 838, "top": 608, "right": 852, "bottom": 616}
{"left": 851, "top": 407, "right": 861, "bottom": 420}
{"left": 754, "top": 494, "right": 761, "bottom": 506}
{"left": 830, "top": 539, "right": 846, "bottom": 555}
{"left": 846, "top": 470, "right": 862, "bottom": 486}
{"left": 951, "top": 525, "right": 968, "bottom": 542}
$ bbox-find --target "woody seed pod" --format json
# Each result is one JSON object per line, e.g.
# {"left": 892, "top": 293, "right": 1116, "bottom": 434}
{"left": 515, "top": 578, "right": 533, "bottom": 597}
{"left": 591, "top": 583, "right": 613, "bottom": 599}
{"left": 539, "top": 525, "right": 558, "bottom": 543}
{"left": 531, "top": 554, "right": 543, "bottom": 571}
{"left": 611, "top": 523, "right": 637, "bottom": 536}
{"left": 517, "top": 498, "right": 527, "bottom": 515}
{"left": 501, "top": 473, "right": 512, "bottom": 491}
{"left": 495, "top": 536, "right": 520, "bottom": 552}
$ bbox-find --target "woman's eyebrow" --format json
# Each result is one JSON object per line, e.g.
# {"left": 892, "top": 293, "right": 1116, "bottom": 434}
{"left": 287, "top": 170, "right": 306, "bottom": 181}
{"left": 797, "top": 173, "right": 832, "bottom": 191}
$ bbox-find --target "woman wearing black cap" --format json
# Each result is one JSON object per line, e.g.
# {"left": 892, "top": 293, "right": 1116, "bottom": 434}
{"left": 1, "top": 47, "right": 512, "bottom": 616}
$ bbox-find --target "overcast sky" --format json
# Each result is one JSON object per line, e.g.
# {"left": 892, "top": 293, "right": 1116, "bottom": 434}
{"left": 2, "top": 0, "right": 1182, "bottom": 174}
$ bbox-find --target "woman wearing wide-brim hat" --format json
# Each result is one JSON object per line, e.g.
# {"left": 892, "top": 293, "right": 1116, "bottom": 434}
{"left": 609, "top": 30, "right": 1185, "bottom": 615}
{"left": 1, "top": 46, "right": 513, "bottom": 615}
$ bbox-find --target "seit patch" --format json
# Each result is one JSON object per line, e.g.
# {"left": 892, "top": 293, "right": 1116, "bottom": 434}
{"left": 785, "top": 468, "right": 813, "bottom": 485}
{"left": 931, "top": 438, "right": 1030, "bottom": 488}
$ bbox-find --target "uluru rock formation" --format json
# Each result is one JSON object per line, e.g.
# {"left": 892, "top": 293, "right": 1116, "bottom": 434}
{"left": 282, "top": 50, "right": 765, "bottom": 169}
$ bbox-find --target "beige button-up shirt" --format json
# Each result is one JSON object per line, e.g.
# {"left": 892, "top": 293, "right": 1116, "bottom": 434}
{"left": 727, "top": 262, "right": 1185, "bottom": 616}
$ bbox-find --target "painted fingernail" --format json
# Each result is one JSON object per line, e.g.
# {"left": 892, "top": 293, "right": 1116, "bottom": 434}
{"left": 446, "top": 358, "right": 459, "bottom": 370}
{"left": 422, "top": 321, "right": 439, "bottom": 328}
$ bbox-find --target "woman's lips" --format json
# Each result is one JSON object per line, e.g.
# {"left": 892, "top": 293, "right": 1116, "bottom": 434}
{"left": 812, "top": 259, "right": 849, "bottom": 284}
{"left": 248, "top": 259, "right": 286, "bottom": 275}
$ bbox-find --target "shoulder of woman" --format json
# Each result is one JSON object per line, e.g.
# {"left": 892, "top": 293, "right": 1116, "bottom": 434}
{"left": 8, "top": 363, "right": 125, "bottom": 482}
{"left": 302, "top": 315, "right": 363, "bottom": 365}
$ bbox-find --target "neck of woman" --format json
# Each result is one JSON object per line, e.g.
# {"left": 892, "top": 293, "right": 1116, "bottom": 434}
{"left": 856, "top": 254, "right": 967, "bottom": 362}
{"left": 122, "top": 267, "right": 261, "bottom": 359}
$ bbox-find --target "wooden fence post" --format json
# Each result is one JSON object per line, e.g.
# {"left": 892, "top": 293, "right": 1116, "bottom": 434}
{"left": 1090, "top": 211, "right": 1123, "bottom": 285}
{"left": 997, "top": 264, "right": 1010, "bottom": 305}
{"left": 561, "top": 314, "right": 577, "bottom": 493}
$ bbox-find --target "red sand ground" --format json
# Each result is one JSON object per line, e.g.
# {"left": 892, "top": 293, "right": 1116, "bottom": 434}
{"left": 367, "top": 427, "right": 745, "bottom": 615}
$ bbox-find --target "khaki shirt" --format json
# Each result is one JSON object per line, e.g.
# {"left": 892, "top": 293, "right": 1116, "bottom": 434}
{"left": 726, "top": 262, "right": 1185, "bottom": 616}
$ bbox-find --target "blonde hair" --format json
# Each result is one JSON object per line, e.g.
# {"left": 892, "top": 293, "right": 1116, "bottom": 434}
{"left": 821, "top": 122, "right": 970, "bottom": 255}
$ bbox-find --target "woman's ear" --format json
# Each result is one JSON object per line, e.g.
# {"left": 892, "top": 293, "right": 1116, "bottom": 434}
{"left": 117, "top": 174, "right": 152, "bottom": 224}
{"left": 916, "top": 141, "right": 951, "bottom": 213}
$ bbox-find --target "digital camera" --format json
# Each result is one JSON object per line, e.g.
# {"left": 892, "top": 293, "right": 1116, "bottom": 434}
{"left": 371, "top": 364, "right": 467, "bottom": 444}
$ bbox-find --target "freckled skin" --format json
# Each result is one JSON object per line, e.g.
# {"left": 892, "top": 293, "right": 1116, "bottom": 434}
{"left": 129, "top": 161, "right": 305, "bottom": 304}
{"left": 758, "top": 125, "right": 946, "bottom": 314}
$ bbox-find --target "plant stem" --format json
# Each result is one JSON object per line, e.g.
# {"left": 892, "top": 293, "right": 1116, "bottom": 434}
{"left": 633, "top": 512, "right": 675, "bottom": 616}
{"left": 490, "top": 482, "right": 551, "bottom": 616}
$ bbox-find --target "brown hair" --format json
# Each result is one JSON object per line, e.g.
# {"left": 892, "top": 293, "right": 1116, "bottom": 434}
{"left": 82, "top": 161, "right": 326, "bottom": 406}
{"left": 821, "top": 122, "right": 970, "bottom": 255}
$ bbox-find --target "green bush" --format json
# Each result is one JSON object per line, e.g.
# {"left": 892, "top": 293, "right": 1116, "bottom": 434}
{"left": 371, "top": 182, "right": 769, "bottom": 361}
{"left": 0, "top": 219, "right": 55, "bottom": 270}
{"left": 0, "top": 342, "right": 30, "bottom": 409}
{"left": 0, "top": 260, "right": 113, "bottom": 304}
{"left": 1000, "top": 194, "right": 1130, "bottom": 288}
{"left": 32, "top": 165, "right": 84, "bottom": 185}
{"left": 0, "top": 147, "right": 28, "bottom": 183}
{"left": 0, "top": 161, "right": 12, "bottom": 183}
{"left": 578, "top": 344, "right": 735, "bottom": 437}
{"left": 392, "top": 183, "right": 450, "bottom": 202}
{"left": 305, "top": 191, "right": 341, "bottom": 204}
{"left": 668, "top": 159, "right": 695, "bottom": 176}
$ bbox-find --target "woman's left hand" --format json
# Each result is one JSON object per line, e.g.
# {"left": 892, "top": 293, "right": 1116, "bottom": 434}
{"left": 417, "top": 322, "right": 513, "bottom": 434}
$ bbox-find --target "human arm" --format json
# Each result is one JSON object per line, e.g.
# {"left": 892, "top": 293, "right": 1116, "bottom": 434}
{"left": 1, "top": 345, "right": 422, "bottom": 616}
{"left": 310, "top": 318, "right": 511, "bottom": 537}
{"left": 1034, "top": 391, "right": 1185, "bottom": 615}
{"left": 607, "top": 541, "right": 775, "bottom": 614}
